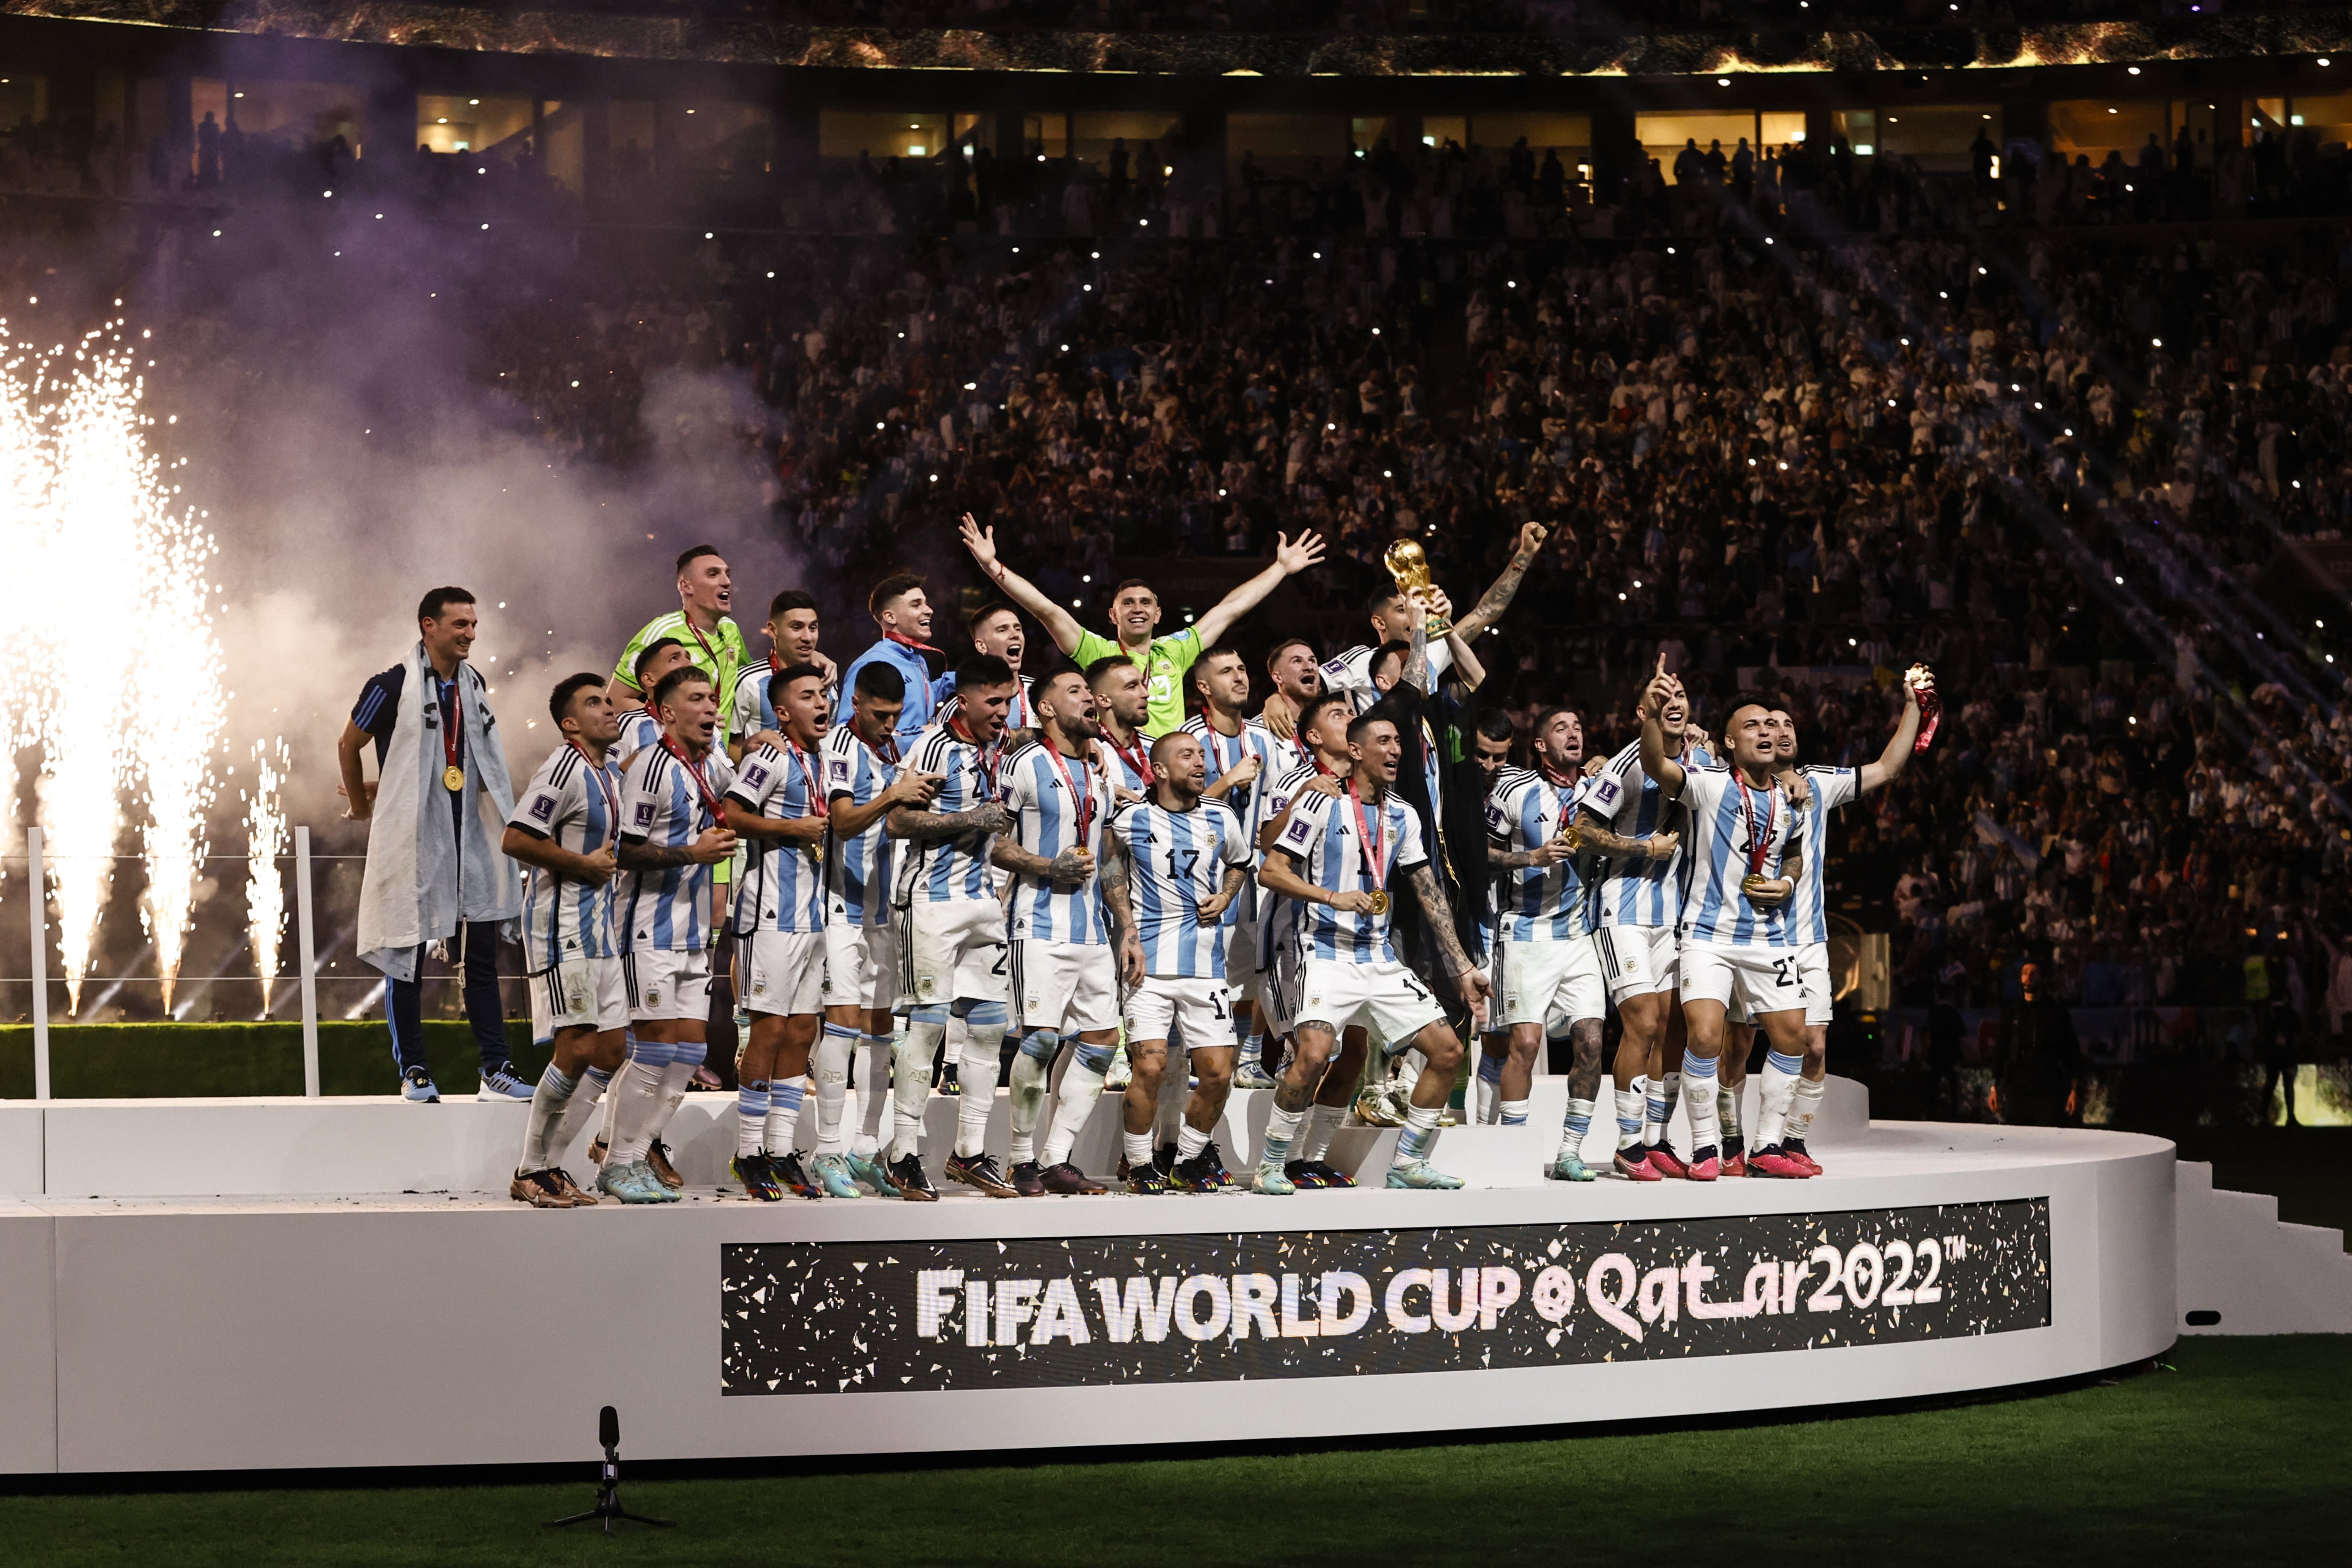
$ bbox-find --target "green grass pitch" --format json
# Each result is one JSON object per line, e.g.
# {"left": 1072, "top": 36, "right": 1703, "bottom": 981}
{"left": 2, "top": 1337, "right": 2342, "bottom": 1566}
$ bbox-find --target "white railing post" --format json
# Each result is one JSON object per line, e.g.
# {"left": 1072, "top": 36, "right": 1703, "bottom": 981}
{"left": 295, "top": 826, "right": 320, "bottom": 1098}
{"left": 26, "top": 827, "right": 49, "bottom": 1101}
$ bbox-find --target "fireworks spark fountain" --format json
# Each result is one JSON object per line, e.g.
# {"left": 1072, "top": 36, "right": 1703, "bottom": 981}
{"left": 243, "top": 739, "right": 290, "bottom": 1017}
{"left": 1, "top": 317, "right": 226, "bottom": 1015}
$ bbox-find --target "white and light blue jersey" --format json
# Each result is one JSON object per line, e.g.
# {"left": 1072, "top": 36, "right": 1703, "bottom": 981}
{"left": 1677, "top": 766, "right": 1804, "bottom": 949}
{"left": 1002, "top": 740, "right": 1112, "bottom": 944}
{"left": 896, "top": 720, "right": 1002, "bottom": 906}
{"left": 507, "top": 743, "right": 622, "bottom": 972}
{"left": 1111, "top": 797, "right": 1250, "bottom": 979}
{"left": 618, "top": 741, "right": 737, "bottom": 953}
{"left": 730, "top": 664, "right": 777, "bottom": 749}
{"left": 1270, "top": 782, "right": 1429, "bottom": 964}
{"left": 1486, "top": 767, "right": 1596, "bottom": 943}
{"left": 1183, "top": 714, "right": 1284, "bottom": 837}
{"left": 1588, "top": 739, "right": 1714, "bottom": 929}
{"left": 937, "top": 673, "right": 1037, "bottom": 737}
{"left": 726, "top": 741, "right": 827, "bottom": 935}
{"left": 609, "top": 707, "right": 662, "bottom": 770}
{"left": 1099, "top": 732, "right": 1153, "bottom": 797}
{"left": 1789, "top": 764, "right": 1857, "bottom": 946}
{"left": 822, "top": 725, "right": 899, "bottom": 929}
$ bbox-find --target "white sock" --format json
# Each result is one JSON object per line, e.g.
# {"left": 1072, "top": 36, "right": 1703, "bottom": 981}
{"left": 1641, "top": 1074, "right": 1668, "bottom": 1146}
{"left": 1615, "top": 1080, "right": 1647, "bottom": 1150}
{"left": 1040, "top": 1045, "right": 1110, "bottom": 1168}
{"left": 1475, "top": 1046, "right": 1505, "bottom": 1123}
{"left": 1123, "top": 1129, "right": 1155, "bottom": 1168}
{"left": 1007, "top": 1037, "right": 1055, "bottom": 1164}
{"left": 1394, "top": 1101, "right": 1442, "bottom": 1166}
{"left": 891, "top": 1017, "right": 947, "bottom": 1159}
{"left": 1788, "top": 1075, "right": 1826, "bottom": 1147}
{"left": 813, "top": 1028, "right": 855, "bottom": 1156}
{"left": 1719, "top": 1084, "right": 1744, "bottom": 1152}
{"left": 1176, "top": 1121, "right": 1211, "bottom": 1163}
{"left": 853, "top": 1031, "right": 893, "bottom": 1158}
{"left": 605, "top": 1058, "right": 670, "bottom": 1166}
{"left": 1654, "top": 1071, "right": 1682, "bottom": 1145}
{"left": 1499, "top": 1097, "right": 1529, "bottom": 1127}
{"left": 737, "top": 1078, "right": 771, "bottom": 1158}
{"left": 653, "top": 1055, "right": 700, "bottom": 1144}
{"left": 1299, "top": 1101, "right": 1344, "bottom": 1161}
{"left": 1558, "top": 1096, "right": 1596, "bottom": 1160}
{"left": 764, "top": 1075, "right": 807, "bottom": 1157}
{"left": 1260, "top": 1102, "right": 1305, "bottom": 1168}
{"left": 546, "top": 1064, "right": 611, "bottom": 1167}
{"left": 520, "top": 1062, "right": 578, "bottom": 1172}
{"left": 1754, "top": 1049, "right": 1802, "bottom": 1149}
{"left": 953, "top": 1018, "right": 1007, "bottom": 1158}
{"left": 1682, "top": 1056, "right": 1720, "bottom": 1154}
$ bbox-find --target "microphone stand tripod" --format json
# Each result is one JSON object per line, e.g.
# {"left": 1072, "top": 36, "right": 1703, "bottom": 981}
{"left": 551, "top": 1406, "right": 673, "bottom": 1535}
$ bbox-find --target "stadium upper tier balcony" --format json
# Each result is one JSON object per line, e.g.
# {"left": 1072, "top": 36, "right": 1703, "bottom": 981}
{"left": 10, "top": 0, "right": 2352, "bottom": 76}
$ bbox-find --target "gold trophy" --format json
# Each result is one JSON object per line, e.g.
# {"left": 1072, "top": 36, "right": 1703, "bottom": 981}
{"left": 1382, "top": 539, "right": 1453, "bottom": 636}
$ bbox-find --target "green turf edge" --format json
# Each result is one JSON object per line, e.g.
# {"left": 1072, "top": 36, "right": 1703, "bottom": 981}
{"left": 0, "top": 1022, "right": 549, "bottom": 1098}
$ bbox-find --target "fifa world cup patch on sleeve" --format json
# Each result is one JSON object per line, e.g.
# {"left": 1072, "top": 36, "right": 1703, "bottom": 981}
{"left": 1281, "top": 815, "right": 1313, "bottom": 849}
{"left": 529, "top": 794, "right": 557, "bottom": 823}
{"left": 1587, "top": 777, "right": 1622, "bottom": 810}
{"left": 634, "top": 802, "right": 657, "bottom": 828}
{"left": 830, "top": 757, "right": 852, "bottom": 783}
{"left": 742, "top": 763, "right": 772, "bottom": 791}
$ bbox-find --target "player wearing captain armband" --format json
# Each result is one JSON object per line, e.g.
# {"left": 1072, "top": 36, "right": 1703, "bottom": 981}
{"left": 1637, "top": 669, "right": 1807, "bottom": 1183}
{"left": 882, "top": 653, "right": 1021, "bottom": 1201}
{"left": 1253, "top": 684, "right": 1492, "bottom": 1193}
{"left": 1104, "top": 730, "right": 1253, "bottom": 1194}
{"left": 501, "top": 674, "right": 630, "bottom": 1209}
{"left": 972, "top": 665, "right": 1125, "bottom": 1198}
{"left": 1728, "top": 670, "right": 1930, "bottom": 1177}
{"left": 1485, "top": 705, "right": 1611, "bottom": 1183}
{"left": 719, "top": 663, "right": 837, "bottom": 1202}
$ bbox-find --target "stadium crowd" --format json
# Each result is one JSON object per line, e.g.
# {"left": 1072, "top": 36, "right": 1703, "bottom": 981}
{"left": 7, "top": 130, "right": 2352, "bottom": 1074}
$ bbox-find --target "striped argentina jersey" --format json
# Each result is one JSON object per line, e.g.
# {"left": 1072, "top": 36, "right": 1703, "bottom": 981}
{"left": 1111, "top": 797, "right": 1250, "bottom": 978}
{"left": 895, "top": 720, "right": 1003, "bottom": 906}
{"left": 609, "top": 707, "right": 662, "bottom": 770}
{"left": 1248, "top": 757, "right": 1326, "bottom": 969}
{"left": 1587, "top": 738, "right": 1714, "bottom": 929}
{"left": 1001, "top": 740, "right": 1113, "bottom": 944}
{"left": 1677, "top": 765, "right": 1805, "bottom": 949}
{"left": 733, "top": 662, "right": 843, "bottom": 748}
{"left": 822, "top": 725, "right": 899, "bottom": 928}
{"left": 937, "top": 673, "right": 1037, "bottom": 737}
{"left": 1098, "top": 730, "right": 1154, "bottom": 797}
{"left": 1271, "top": 781, "right": 1429, "bottom": 964}
{"left": 1182, "top": 714, "right": 1283, "bottom": 837}
{"left": 1788, "top": 764, "right": 1857, "bottom": 946}
{"left": 507, "top": 744, "right": 623, "bottom": 971}
{"left": 726, "top": 741, "right": 827, "bottom": 935}
{"left": 618, "top": 742, "right": 737, "bottom": 952}
{"left": 1485, "top": 767, "right": 1596, "bottom": 943}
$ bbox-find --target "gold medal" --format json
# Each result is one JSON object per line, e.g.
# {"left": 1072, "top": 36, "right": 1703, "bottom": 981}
{"left": 1741, "top": 873, "right": 1766, "bottom": 896}
{"left": 1368, "top": 890, "right": 1390, "bottom": 916}
{"left": 443, "top": 764, "right": 466, "bottom": 792}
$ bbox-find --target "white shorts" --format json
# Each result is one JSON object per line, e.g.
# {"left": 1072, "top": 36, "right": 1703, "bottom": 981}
{"left": 823, "top": 921, "right": 899, "bottom": 1011}
{"left": 1259, "top": 935, "right": 1305, "bottom": 1038}
{"left": 529, "top": 955, "right": 628, "bottom": 1043}
{"left": 1125, "top": 975, "right": 1236, "bottom": 1052}
{"left": 1679, "top": 941, "right": 1806, "bottom": 1020}
{"left": 901, "top": 896, "right": 1008, "bottom": 1009}
{"left": 1501, "top": 934, "right": 1606, "bottom": 1031}
{"left": 1296, "top": 957, "right": 1447, "bottom": 1055}
{"left": 1010, "top": 939, "right": 1121, "bottom": 1035}
{"left": 1797, "top": 940, "right": 1834, "bottom": 1028}
{"left": 1225, "top": 910, "right": 1264, "bottom": 1004}
{"left": 739, "top": 929, "right": 826, "bottom": 1017}
{"left": 1478, "top": 938, "right": 1508, "bottom": 1037}
{"left": 622, "top": 947, "right": 713, "bottom": 1022}
{"left": 1596, "top": 923, "right": 1679, "bottom": 1004}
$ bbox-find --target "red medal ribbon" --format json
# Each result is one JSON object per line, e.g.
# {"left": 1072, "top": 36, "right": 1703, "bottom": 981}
{"left": 1347, "top": 779, "right": 1389, "bottom": 899}
{"left": 784, "top": 737, "right": 828, "bottom": 819}
{"left": 1106, "top": 729, "right": 1150, "bottom": 788}
{"left": 854, "top": 721, "right": 900, "bottom": 768}
{"left": 1040, "top": 740, "right": 1098, "bottom": 846}
{"left": 1913, "top": 684, "right": 1943, "bottom": 756}
{"left": 1734, "top": 773, "right": 1776, "bottom": 878}
{"left": 948, "top": 714, "right": 1000, "bottom": 800}
{"left": 439, "top": 678, "right": 463, "bottom": 775}
{"left": 659, "top": 736, "right": 728, "bottom": 828}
